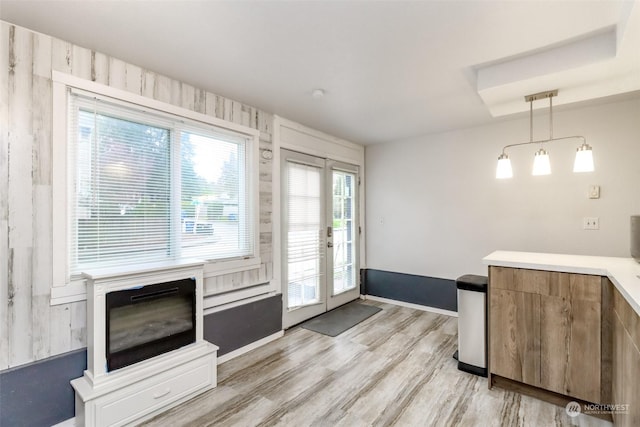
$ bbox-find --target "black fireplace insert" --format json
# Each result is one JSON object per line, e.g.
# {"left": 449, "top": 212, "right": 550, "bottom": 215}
{"left": 105, "top": 278, "right": 196, "bottom": 371}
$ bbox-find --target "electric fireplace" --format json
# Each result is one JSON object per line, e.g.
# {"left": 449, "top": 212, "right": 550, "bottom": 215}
{"left": 105, "top": 278, "right": 196, "bottom": 371}
{"left": 71, "top": 263, "right": 218, "bottom": 427}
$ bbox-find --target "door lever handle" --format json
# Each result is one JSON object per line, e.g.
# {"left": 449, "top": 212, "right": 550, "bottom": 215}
{"left": 327, "top": 242, "right": 333, "bottom": 248}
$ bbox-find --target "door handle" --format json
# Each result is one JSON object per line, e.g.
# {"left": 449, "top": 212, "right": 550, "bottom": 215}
{"left": 327, "top": 242, "right": 333, "bottom": 248}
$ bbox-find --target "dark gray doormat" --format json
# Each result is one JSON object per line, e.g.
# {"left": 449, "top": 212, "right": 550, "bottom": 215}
{"left": 301, "top": 302, "right": 382, "bottom": 337}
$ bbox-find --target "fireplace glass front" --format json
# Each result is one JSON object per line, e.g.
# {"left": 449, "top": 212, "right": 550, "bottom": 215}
{"left": 106, "top": 278, "right": 196, "bottom": 371}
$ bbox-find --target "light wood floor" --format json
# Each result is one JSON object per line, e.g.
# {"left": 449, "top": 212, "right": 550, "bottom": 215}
{"left": 143, "top": 300, "right": 611, "bottom": 427}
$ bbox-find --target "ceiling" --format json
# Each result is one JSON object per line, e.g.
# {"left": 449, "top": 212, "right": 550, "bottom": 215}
{"left": 1, "top": 1, "right": 639, "bottom": 145}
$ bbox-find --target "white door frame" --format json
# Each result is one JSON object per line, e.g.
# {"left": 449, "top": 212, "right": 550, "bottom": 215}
{"left": 273, "top": 116, "right": 366, "bottom": 329}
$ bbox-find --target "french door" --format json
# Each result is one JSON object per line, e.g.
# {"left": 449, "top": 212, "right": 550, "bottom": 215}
{"left": 281, "top": 149, "right": 360, "bottom": 328}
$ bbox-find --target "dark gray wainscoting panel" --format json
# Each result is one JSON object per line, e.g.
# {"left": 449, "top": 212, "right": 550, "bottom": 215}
{"left": 203, "top": 294, "right": 282, "bottom": 356}
{"left": 0, "top": 348, "right": 87, "bottom": 427}
{"left": 363, "top": 269, "right": 457, "bottom": 312}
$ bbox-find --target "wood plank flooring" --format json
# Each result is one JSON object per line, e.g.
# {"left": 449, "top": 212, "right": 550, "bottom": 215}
{"left": 143, "top": 300, "right": 611, "bottom": 427}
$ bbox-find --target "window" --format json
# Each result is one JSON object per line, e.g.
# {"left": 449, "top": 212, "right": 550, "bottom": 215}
{"left": 66, "top": 89, "right": 257, "bottom": 276}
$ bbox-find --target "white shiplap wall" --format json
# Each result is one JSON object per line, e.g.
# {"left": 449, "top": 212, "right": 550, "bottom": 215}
{"left": 0, "top": 21, "right": 275, "bottom": 369}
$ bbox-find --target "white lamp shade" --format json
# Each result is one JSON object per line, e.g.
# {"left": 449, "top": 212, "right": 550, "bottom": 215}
{"left": 532, "top": 149, "right": 551, "bottom": 176}
{"left": 573, "top": 144, "right": 594, "bottom": 172}
{"left": 496, "top": 155, "right": 513, "bottom": 179}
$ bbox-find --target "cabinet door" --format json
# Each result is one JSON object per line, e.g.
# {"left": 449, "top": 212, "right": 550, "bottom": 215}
{"left": 539, "top": 273, "right": 601, "bottom": 402}
{"left": 490, "top": 288, "right": 540, "bottom": 386}
{"left": 612, "top": 286, "right": 640, "bottom": 426}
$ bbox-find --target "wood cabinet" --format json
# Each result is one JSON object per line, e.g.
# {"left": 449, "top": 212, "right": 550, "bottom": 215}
{"left": 611, "top": 279, "right": 640, "bottom": 426}
{"left": 489, "top": 266, "right": 603, "bottom": 403}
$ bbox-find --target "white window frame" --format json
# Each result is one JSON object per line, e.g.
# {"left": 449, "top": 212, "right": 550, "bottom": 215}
{"left": 51, "top": 72, "right": 261, "bottom": 304}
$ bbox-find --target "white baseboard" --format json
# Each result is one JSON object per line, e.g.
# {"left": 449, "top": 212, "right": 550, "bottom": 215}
{"left": 52, "top": 418, "right": 75, "bottom": 427}
{"left": 217, "top": 330, "right": 284, "bottom": 364}
{"left": 365, "top": 295, "right": 458, "bottom": 317}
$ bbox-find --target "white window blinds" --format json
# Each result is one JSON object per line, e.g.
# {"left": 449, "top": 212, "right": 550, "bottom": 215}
{"left": 68, "top": 90, "right": 254, "bottom": 275}
{"left": 285, "top": 160, "right": 324, "bottom": 308}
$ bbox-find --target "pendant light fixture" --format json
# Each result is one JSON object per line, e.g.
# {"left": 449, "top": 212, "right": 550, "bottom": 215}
{"left": 495, "top": 89, "right": 594, "bottom": 179}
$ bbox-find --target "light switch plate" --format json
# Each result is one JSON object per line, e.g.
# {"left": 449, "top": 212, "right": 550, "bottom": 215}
{"left": 589, "top": 185, "right": 600, "bottom": 199}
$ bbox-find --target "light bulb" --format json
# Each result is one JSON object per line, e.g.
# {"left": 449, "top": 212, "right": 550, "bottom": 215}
{"left": 573, "top": 143, "right": 594, "bottom": 173}
{"left": 532, "top": 148, "right": 551, "bottom": 176}
{"left": 496, "top": 153, "right": 513, "bottom": 179}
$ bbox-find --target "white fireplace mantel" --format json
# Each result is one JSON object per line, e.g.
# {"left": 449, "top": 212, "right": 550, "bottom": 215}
{"left": 71, "top": 262, "right": 218, "bottom": 427}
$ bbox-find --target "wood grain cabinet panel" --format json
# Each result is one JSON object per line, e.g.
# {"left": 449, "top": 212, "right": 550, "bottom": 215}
{"left": 489, "top": 267, "right": 602, "bottom": 403}
{"left": 490, "top": 288, "right": 540, "bottom": 386}
{"left": 612, "top": 282, "right": 640, "bottom": 426}
{"left": 540, "top": 290, "right": 601, "bottom": 402}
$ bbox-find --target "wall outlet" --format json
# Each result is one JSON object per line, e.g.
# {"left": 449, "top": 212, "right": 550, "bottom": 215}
{"left": 583, "top": 217, "right": 600, "bottom": 230}
{"left": 589, "top": 185, "right": 600, "bottom": 199}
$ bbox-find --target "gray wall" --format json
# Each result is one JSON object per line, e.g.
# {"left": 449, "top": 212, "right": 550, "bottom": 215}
{"left": 365, "top": 97, "right": 640, "bottom": 280}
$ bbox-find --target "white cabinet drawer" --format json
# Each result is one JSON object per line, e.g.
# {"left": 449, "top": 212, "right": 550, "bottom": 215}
{"left": 95, "top": 356, "right": 213, "bottom": 426}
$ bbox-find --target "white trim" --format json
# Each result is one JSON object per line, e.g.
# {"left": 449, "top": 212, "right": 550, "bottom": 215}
{"left": 272, "top": 117, "right": 282, "bottom": 295}
{"left": 276, "top": 116, "right": 362, "bottom": 153}
{"left": 203, "top": 289, "right": 278, "bottom": 314}
{"left": 50, "top": 280, "right": 86, "bottom": 305}
{"left": 203, "top": 283, "right": 278, "bottom": 311}
{"left": 203, "top": 257, "right": 262, "bottom": 278}
{"left": 216, "top": 331, "right": 284, "bottom": 364}
{"left": 365, "top": 295, "right": 459, "bottom": 317}
{"left": 52, "top": 71, "right": 259, "bottom": 138}
{"left": 52, "top": 80, "right": 69, "bottom": 288}
{"left": 52, "top": 418, "right": 75, "bottom": 427}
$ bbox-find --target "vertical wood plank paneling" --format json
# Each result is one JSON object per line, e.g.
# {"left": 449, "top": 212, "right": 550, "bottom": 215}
{"left": 8, "top": 248, "right": 34, "bottom": 366}
{"left": 125, "top": 63, "right": 142, "bottom": 95}
{"left": 194, "top": 88, "right": 206, "bottom": 114}
{"left": 204, "top": 91, "right": 216, "bottom": 117}
{"left": 215, "top": 94, "right": 225, "bottom": 120}
{"left": 71, "top": 45, "right": 92, "bottom": 80}
{"left": 232, "top": 100, "right": 242, "bottom": 124}
{"left": 223, "top": 98, "right": 233, "bottom": 122}
{"left": 32, "top": 185, "right": 52, "bottom": 360}
{"left": 180, "top": 82, "right": 195, "bottom": 111}
{"left": 32, "top": 76, "right": 52, "bottom": 185}
{"left": 153, "top": 73, "right": 171, "bottom": 104}
{"left": 70, "top": 301, "right": 87, "bottom": 349}
{"left": 7, "top": 25, "right": 35, "bottom": 367}
{"left": 91, "top": 51, "right": 110, "bottom": 85}
{"left": 108, "top": 57, "right": 127, "bottom": 90}
{"left": 240, "top": 105, "right": 251, "bottom": 127}
{"left": 31, "top": 295, "right": 50, "bottom": 360}
{"left": 51, "top": 37, "right": 73, "bottom": 74}
{"left": 0, "top": 22, "right": 10, "bottom": 370}
{"left": 0, "top": 219, "right": 8, "bottom": 369}
{"left": 32, "top": 33, "right": 53, "bottom": 188}
{"left": 32, "top": 31, "right": 51, "bottom": 79}
{"left": 170, "top": 80, "right": 182, "bottom": 107}
{"left": 141, "top": 70, "right": 156, "bottom": 98}
{"left": 49, "top": 304, "right": 71, "bottom": 356}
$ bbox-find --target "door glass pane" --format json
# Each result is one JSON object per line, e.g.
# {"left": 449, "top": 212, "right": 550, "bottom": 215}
{"left": 286, "top": 161, "right": 323, "bottom": 309}
{"left": 332, "top": 170, "right": 356, "bottom": 295}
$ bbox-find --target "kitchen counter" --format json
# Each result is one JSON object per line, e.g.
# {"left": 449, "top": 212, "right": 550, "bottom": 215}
{"left": 483, "top": 250, "right": 640, "bottom": 316}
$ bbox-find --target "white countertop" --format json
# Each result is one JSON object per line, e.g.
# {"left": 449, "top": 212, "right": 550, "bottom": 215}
{"left": 483, "top": 250, "right": 640, "bottom": 316}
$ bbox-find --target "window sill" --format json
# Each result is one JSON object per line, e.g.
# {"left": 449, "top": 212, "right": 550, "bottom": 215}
{"left": 50, "top": 256, "right": 262, "bottom": 305}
